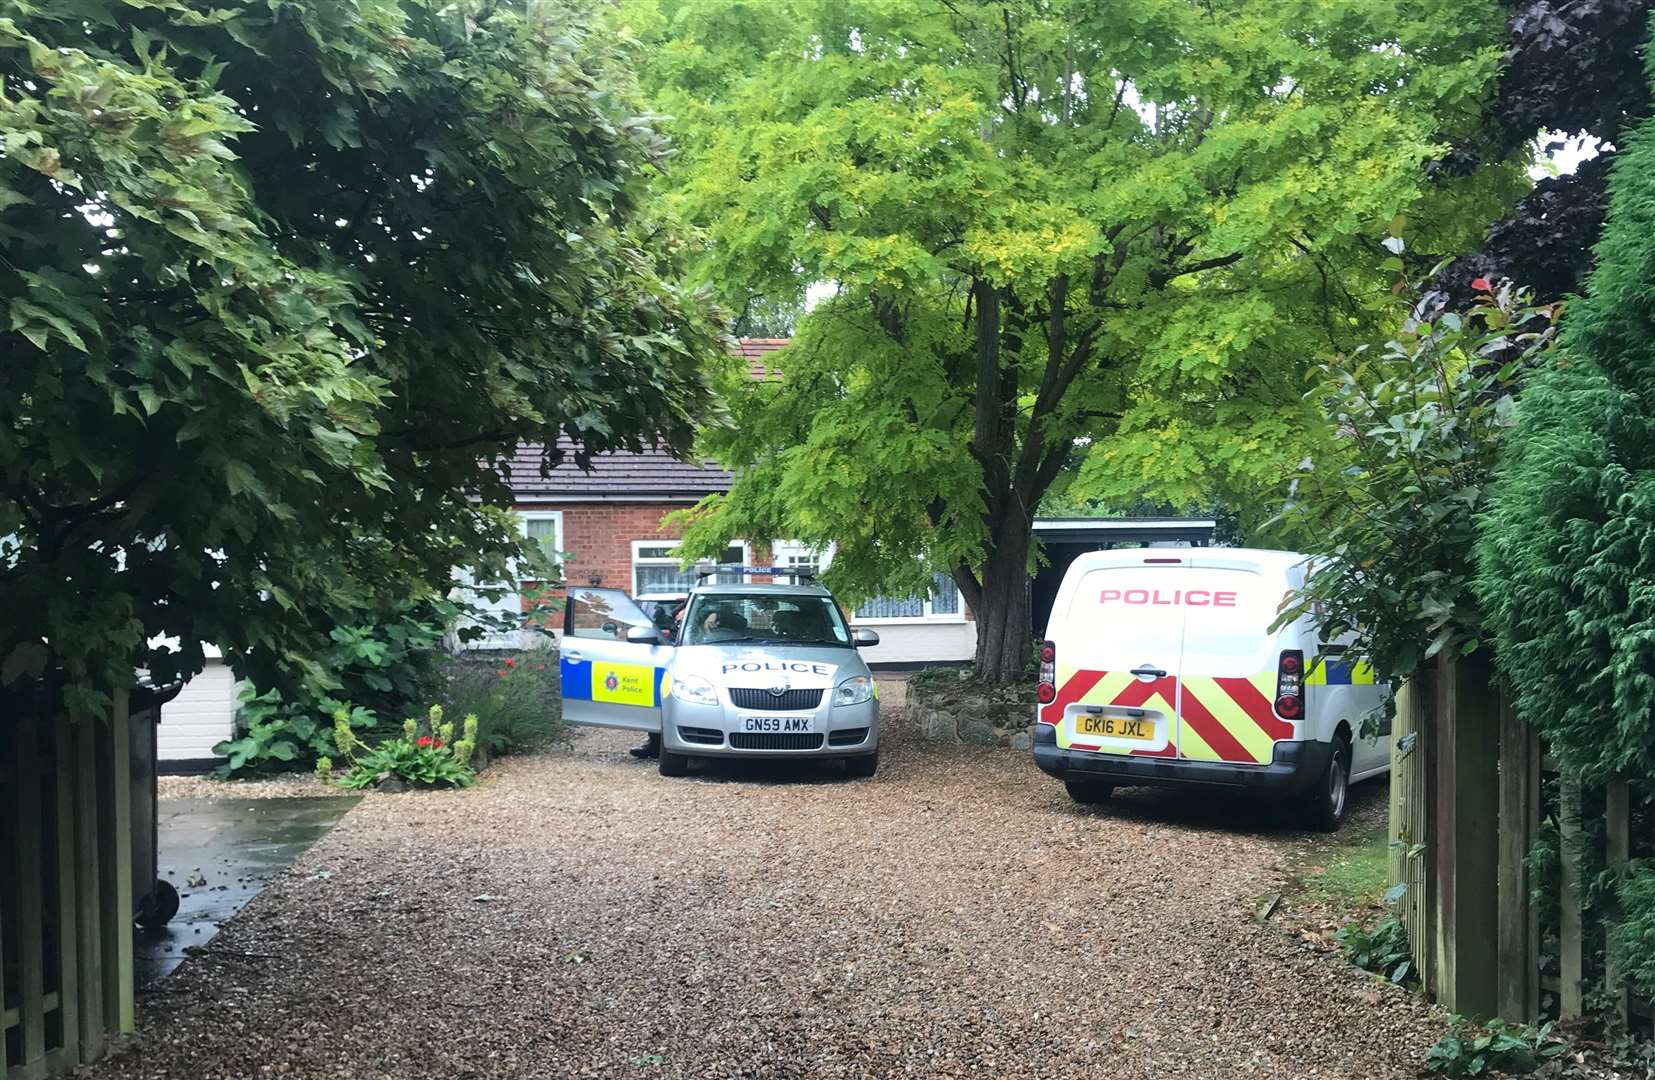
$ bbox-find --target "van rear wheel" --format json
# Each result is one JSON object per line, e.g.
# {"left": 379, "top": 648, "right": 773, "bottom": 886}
{"left": 1065, "top": 780, "right": 1114, "bottom": 804}
{"left": 1301, "top": 736, "right": 1350, "bottom": 832}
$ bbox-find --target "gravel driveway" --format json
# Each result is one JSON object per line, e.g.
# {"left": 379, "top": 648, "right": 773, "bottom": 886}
{"left": 93, "top": 711, "right": 1440, "bottom": 1079}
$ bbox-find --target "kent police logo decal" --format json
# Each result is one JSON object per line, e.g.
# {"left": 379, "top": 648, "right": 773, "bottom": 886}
{"left": 604, "top": 672, "right": 619, "bottom": 693}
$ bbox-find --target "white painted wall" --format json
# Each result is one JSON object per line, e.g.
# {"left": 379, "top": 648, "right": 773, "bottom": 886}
{"left": 854, "top": 620, "right": 976, "bottom": 666}
{"left": 158, "top": 658, "right": 241, "bottom": 763}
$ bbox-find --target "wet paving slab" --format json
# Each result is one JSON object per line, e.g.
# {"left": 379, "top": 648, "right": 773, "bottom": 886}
{"left": 135, "top": 795, "right": 360, "bottom": 988}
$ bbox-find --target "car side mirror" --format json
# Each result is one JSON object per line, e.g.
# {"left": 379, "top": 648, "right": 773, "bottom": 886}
{"left": 625, "top": 625, "right": 663, "bottom": 644}
{"left": 851, "top": 628, "right": 880, "bottom": 648}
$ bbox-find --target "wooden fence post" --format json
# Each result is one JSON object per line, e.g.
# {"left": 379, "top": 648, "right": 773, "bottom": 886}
{"left": 1389, "top": 670, "right": 1436, "bottom": 995}
{"left": 1604, "top": 777, "right": 1631, "bottom": 1027}
{"left": 96, "top": 691, "right": 133, "bottom": 1036}
{"left": 13, "top": 715, "right": 46, "bottom": 1070}
{"left": 1496, "top": 696, "right": 1540, "bottom": 1022}
{"left": 1433, "top": 652, "right": 1500, "bottom": 1018}
{"left": 1559, "top": 775, "right": 1585, "bottom": 1019}
{"left": 53, "top": 718, "right": 80, "bottom": 1066}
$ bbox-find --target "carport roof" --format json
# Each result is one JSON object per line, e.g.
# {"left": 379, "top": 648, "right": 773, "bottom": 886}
{"left": 1033, "top": 516, "right": 1216, "bottom": 544}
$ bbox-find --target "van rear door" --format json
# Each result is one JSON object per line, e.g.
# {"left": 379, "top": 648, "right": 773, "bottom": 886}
{"left": 1042, "top": 560, "right": 1186, "bottom": 759}
{"left": 1173, "top": 555, "right": 1297, "bottom": 765}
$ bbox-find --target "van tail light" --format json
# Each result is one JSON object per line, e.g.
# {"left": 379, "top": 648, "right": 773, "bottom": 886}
{"left": 1275, "top": 649, "right": 1304, "bottom": 719}
{"left": 1037, "top": 640, "right": 1057, "bottom": 704}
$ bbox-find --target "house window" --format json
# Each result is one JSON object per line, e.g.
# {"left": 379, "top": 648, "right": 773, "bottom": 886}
{"left": 855, "top": 572, "right": 963, "bottom": 622}
{"left": 632, "top": 540, "right": 748, "bottom": 595}
{"left": 518, "top": 511, "right": 563, "bottom": 579}
{"left": 770, "top": 541, "right": 831, "bottom": 579}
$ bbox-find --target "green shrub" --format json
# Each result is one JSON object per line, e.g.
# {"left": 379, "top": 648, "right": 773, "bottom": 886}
{"left": 1477, "top": 37, "right": 1655, "bottom": 784}
{"left": 326, "top": 705, "right": 478, "bottom": 790}
{"left": 214, "top": 687, "right": 375, "bottom": 776}
{"left": 1610, "top": 863, "right": 1655, "bottom": 999}
{"left": 436, "top": 650, "right": 562, "bottom": 757}
{"left": 214, "top": 600, "right": 452, "bottom": 777}
{"left": 1337, "top": 914, "right": 1416, "bottom": 987}
{"left": 1425, "top": 1017, "right": 1567, "bottom": 1077}
{"left": 1270, "top": 241, "right": 1556, "bottom": 678}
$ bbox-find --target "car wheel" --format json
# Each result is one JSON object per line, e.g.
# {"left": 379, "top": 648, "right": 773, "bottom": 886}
{"left": 1065, "top": 780, "right": 1113, "bottom": 804}
{"left": 1302, "top": 735, "right": 1351, "bottom": 832}
{"left": 845, "top": 751, "right": 878, "bottom": 779}
{"left": 658, "top": 749, "right": 690, "bottom": 777}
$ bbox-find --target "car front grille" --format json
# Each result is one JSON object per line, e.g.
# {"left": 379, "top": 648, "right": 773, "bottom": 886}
{"left": 728, "top": 732, "right": 826, "bottom": 751}
{"left": 728, "top": 687, "right": 823, "bottom": 711}
{"left": 828, "top": 728, "right": 869, "bottom": 746}
{"left": 677, "top": 726, "right": 724, "bottom": 746}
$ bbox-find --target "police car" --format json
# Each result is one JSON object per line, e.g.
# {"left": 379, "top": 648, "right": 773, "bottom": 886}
{"left": 559, "top": 568, "right": 882, "bottom": 777}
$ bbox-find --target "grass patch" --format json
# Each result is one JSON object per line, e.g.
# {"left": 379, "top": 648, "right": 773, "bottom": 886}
{"left": 1295, "top": 809, "right": 1390, "bottom": 911}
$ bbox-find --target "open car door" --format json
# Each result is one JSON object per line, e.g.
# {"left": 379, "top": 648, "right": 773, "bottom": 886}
{"left": 560, "top": 587, "right": 673, "bottom": 732}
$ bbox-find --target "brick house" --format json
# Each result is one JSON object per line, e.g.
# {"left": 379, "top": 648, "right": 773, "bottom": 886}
{"left": 482, "top": 338, "right": 979, "bottom": 667}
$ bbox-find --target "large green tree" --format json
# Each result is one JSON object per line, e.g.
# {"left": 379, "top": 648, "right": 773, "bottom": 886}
{"left": 627, "top": 0, "right": 1517, "bottom": 681}
{"left": 0, "top": 0, "right": 722, "bottom": 714}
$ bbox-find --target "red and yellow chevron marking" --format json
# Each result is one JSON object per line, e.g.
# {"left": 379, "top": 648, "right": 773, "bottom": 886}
{"left": 1040, "top": 668, "right": 1296, "bottom": 764}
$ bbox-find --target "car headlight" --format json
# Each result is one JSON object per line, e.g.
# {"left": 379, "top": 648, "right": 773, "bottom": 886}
{"left": 672, "top": 674, "right": 720, "bottom": 706}
{"left": 834, "top": 676, "right": 873, "bottom": 707}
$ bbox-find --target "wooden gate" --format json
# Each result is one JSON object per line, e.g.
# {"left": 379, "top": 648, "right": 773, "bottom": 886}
{"left": 1, "top": 692, "right": 135, "bottom": 1078}
{"left": 1390, "top": 656, "right": 1650, "bottom": 1028}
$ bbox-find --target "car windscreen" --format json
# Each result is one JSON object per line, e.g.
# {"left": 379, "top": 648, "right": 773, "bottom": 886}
{"left": 682, "top": 594, "right": 851, "bottom": 647}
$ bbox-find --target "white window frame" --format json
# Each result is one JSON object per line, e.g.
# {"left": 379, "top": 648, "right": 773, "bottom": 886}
{"left": 631, "top": 539, "right": 750, "bottom": 595}
{"left": 517, "top": 511, "right": 564, "bottom": 581}
{"left": 769, "top": 540, "right": 965, "bottom": 625}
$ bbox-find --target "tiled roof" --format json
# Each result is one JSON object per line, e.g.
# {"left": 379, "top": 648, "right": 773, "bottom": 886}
{"left": 507, "top": 338, "right": 786, "bottom": 499}
{"left": 506, "top": 440, "right": 732, "bottom": 498}
{"left": 735, "top": 337, "right": 788, "bottom": 380}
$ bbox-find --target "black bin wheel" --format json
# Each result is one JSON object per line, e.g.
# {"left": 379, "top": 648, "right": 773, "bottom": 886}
{"left": 136, "top": 878, "right": 180, "bottom": 929}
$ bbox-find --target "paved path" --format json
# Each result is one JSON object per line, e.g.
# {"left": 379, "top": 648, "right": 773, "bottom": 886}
{"left": 97, "top": 721, "right": 1435, "bottom": 1079}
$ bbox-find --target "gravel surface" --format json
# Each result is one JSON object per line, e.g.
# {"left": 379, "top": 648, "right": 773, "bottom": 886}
{"left": 157, "top": 773, "right": 339, "bottom": 800}
{"left": 96, "top": 708, "right": 1446, "bottom": 1079}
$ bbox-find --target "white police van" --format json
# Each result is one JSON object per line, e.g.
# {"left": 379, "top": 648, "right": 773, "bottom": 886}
{"left": 1032, "top": 548, "right": 1387, "bottom": 829}
{"left": 559, "top": 568, "right": 883, "bottom": 777}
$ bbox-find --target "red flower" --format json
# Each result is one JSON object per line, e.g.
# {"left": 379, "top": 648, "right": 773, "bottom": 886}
{"left": 434, "top": 739, "right": 445, "bottom": 749}
{"left": 497, "top": 670, "right": 508, "bottom": 679}
{"left": 416, "top": 736, "right": 433, "bottom": 748}
{"left": 504, "top": 658, "right": 517, "bottom": 668}
{"left": 1471, "top": 276, "right": 1491, "bottom": 292}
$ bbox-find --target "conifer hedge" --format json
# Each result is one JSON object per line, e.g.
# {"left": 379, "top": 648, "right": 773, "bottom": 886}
{"left": 1478, "top": 23, "right": 1655, "bottom": 786}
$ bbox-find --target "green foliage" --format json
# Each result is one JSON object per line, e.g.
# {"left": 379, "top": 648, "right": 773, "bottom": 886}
{"left": 1477, "top": 28, "right": 1655, "bottom": 783}
{"left": 1610, "top": 863, "right": 1655, "bottom": 999}
{"left": 1270, "top": 259, "right": 1557, "bottom": 679}
{"left": 0, "top": 0, "right": 722, "bottom": 718}
{"left": 626, "top": 0, "right": 1521, "bottom": 679}
{"left": 1425, "top": 1017, "right": 1568, "bottom": 1077}
{"left": 1337, "top": 914, "right": 1417, "bottom": 987}
{"left": 331, "top": 705, "right": 477, "bottom": 790}
{"left": 214, "top": 686, "right": 376, "bottom": 777}
{"left": 437, "top": 652, "right": 563, "bottom": 757}
{"left": 212, "top": 599, "right": 451, "bottom": 777}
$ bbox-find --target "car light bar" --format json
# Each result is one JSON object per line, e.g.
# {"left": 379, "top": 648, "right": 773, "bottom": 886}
{"left": 693, "top": 565, "right": 818, "bottom": 582}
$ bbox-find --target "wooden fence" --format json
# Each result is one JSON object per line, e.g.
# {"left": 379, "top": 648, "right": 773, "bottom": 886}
{"left": 1, "top": 691, "right": 135, "bottom": 1078}
{"left": 1389, "top": 654, "right": 1647, "bottom": 1028}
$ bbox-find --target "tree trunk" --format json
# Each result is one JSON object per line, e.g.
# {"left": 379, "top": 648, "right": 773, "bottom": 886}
{"left": 968, "top": 523, "right": 1032, "bottom": 684}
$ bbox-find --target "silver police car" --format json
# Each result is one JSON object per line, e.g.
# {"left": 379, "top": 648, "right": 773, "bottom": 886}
{"left": 558, "top": 569, "right": 882, "bottom": 777}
